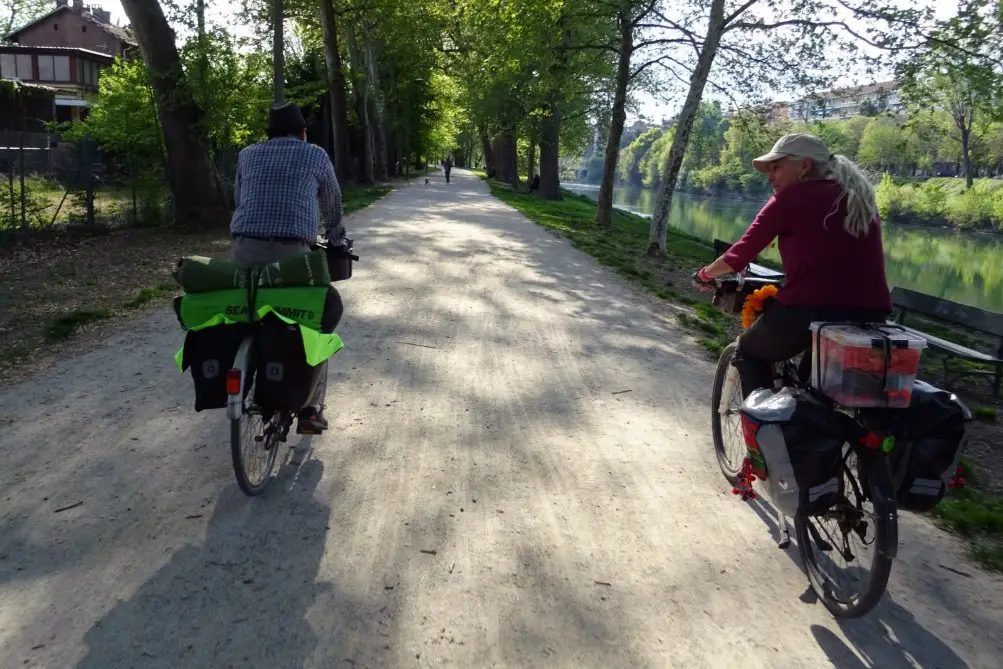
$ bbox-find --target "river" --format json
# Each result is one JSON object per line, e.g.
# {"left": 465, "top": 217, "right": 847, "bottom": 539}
{"left": 565, "top": 183, "right": 1003, "bottom": 313}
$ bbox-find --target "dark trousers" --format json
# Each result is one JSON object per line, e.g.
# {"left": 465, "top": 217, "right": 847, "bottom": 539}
{"left": 736, "top": 302, "right": 890, "bottom": 398}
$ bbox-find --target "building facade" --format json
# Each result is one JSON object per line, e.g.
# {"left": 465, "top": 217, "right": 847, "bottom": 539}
{"left": 791, "top": 81, "right": 903, "bottom": 120}
{"left": 2, "top": 1, "right": 137, "bottom": 123}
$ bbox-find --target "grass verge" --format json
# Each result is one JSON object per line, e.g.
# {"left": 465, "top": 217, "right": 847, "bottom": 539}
{"left": 343, "top": 185, "right": 393, "bottom": 215}
{"left": 485, "top": 178, "right": 733, "bottom": 353}
{"left": 933, "top": 472, "right": 1003, "bottom": 572}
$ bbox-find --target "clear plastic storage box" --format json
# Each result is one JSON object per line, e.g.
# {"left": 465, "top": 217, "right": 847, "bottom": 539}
{"left": 809, "top": 323, "right": 927, "bottom": 408}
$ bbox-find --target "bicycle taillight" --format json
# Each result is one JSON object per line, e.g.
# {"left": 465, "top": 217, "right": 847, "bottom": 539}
{"left": 740, "top": 414, "right": 760, "bottom": 449}
{"left": 226, "top": 369, "right": 242, "bottom": 395}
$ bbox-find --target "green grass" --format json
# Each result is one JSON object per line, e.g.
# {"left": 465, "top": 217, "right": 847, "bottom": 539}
{"left": 342, "top": 184, "right": 393, "bottom": 215}
{"left": 973, "top": 406, "right": 998, "bottom": 422}
{"left": 486, "top": 179, "right": 732, "bottom": 352}
{"left": 932, "top": 461, "right": 1003, "bottom": 572}
{"left": 45, "top": 309, "right": 112, "bottom": 341}
{"left": 123, "top": 284, "right": 176, "bottom": 309}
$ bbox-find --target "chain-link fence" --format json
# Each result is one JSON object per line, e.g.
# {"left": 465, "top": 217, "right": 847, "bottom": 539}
{"left": 1, "top": 130, "right": 240, "bottom": 244}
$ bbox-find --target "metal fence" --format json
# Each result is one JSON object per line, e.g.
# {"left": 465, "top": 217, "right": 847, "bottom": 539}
{"left": 1, "top": 129, "right": 240, "bottom": 242}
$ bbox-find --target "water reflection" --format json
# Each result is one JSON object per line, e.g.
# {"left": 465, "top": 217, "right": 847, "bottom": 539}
{"left": 566, "top": 183, "right": 1003, "bottom": 313}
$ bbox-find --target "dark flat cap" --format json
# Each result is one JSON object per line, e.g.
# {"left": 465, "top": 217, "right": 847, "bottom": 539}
{"left": 268, "top": 102, "right": 307, "bottom": 136}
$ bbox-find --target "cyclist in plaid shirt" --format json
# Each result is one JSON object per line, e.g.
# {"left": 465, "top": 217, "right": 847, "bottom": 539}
{"left": 230, "top": 102, "right": 346, "bottom": 435}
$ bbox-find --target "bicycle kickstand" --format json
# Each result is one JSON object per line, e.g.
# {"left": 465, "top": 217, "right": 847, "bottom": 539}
{"left": 777, "top": 512, "right": 791, "bottom": 550}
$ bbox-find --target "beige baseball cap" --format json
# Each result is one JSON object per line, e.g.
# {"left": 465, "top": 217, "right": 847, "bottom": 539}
{"left": 752, "top": 133, "right": 832, "bottom": 173}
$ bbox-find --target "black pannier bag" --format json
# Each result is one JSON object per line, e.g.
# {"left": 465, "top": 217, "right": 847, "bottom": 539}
{"left": 252, "top": 312, "right": 324, "bottom": 412}
{"left": 741, "top": 387, "right": 847, "bottom": 517}
{"left": 180, "top": 323, "right": 250, "bottom": 411}
{"left": 321, "top": 282, "right": 344, "bottom": 333}
{"left": 889, "top": 380, "right": 971, "bottom": 512}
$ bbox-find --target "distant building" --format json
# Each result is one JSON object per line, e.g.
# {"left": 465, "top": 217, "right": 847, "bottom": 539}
{"left": 791, "top": 80, "right": 903, "bottom": 120}
{"left": 4, "top": 0, "right": 137, "bottom": 57}
{"left": 0, "top": 44, "right": 115, "bottom": 123}
{"left": 1, "top": 1, "right": 138, "bottom": 123}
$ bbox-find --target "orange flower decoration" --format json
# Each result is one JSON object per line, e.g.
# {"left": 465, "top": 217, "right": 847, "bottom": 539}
{"left": 741, "top": 284, "right": 779, "bottom": 329}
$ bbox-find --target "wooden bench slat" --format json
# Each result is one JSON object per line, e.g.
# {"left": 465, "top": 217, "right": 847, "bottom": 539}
{"left": 893, "top": 323, "right": 1002, "bottom": 364}
{"left": 891, "top": 286, "right": 1003, "bottom": 338}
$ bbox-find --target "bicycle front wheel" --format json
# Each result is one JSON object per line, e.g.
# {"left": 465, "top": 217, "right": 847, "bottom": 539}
{"left": 710, "top": 341, "right": 746, "bottom": 484}
{"left": 795, "top": 453, "right": 897, "bottom": 618}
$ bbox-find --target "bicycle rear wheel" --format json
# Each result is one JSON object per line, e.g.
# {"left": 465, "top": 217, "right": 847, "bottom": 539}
{"left": 711, "top": 341, "right": 746, "bottom": 484}
{"left": 795, "top": 452, "right": 897, "bottom": 618}
{"left": 230, "top": 379, "right": 282, "bottom": 496}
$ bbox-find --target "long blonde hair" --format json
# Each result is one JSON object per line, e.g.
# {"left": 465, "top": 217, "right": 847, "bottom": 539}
{"left": 825, "top": 154, "right": 878, "bottom": 237}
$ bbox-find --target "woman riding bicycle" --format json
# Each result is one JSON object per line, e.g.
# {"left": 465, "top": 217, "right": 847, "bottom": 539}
{"left": 693, "top": 133, "right": 892, "bottom": 398}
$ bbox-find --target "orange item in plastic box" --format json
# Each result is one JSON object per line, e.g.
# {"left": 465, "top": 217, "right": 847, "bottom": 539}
{"left": 810, "top": 323, "right": 927, "bottom": 408}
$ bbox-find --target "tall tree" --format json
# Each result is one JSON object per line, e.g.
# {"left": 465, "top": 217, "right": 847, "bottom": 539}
{"left": 592, "top": 0, "right": 688, "bottom": 228}
{"left": 318, "top": 0, "right": 353, "bottom": 182}
{"left": 643, "top": 0, "right": 934, "bottom": 255}
{"left": 898, "top": 0, "right": 1003, "bottom": 188}
{"left": 119, "top": 0, "right": 227, "bottom": 229}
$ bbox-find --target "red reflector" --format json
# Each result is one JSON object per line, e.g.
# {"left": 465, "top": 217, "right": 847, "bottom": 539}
{"left": 226, "top": 369, "right": 242, "bottom": 395}
{"left": 740, "top": 414, "right": 759, "bottom": 449}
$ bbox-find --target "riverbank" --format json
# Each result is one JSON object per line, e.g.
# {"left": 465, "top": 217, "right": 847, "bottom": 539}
{"left": 571, "top": 176, "right": 1003, "bottom": 233}
{"left": 0, "top": 183, "right": 393, "bottom": 385}
{"left": 486, "top": 177, "right": 1003, "bottom": 572}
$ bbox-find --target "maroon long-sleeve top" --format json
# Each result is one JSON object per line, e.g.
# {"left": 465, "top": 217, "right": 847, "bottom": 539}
{"left": 722, "top": 179, "right": 892, "bottom": 312}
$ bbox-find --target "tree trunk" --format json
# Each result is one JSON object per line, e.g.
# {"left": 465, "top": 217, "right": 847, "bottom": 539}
{"left": 505, "top": 126, "right": 520, "bottom": 191}
{"left": 479, "top": 125, "right": 495, "bottom": 177}
{"left": 526, "top": 130, "right": 537, "bottom": 188}
{"left": 595, "top": 10, "right": 633, "bottom": 229}
{"left": 537, "top": 6, "right": 571, "bottom": 200}
{"left": 960, "top": 123, "right": 973, "bottom": 189}
{"left": 319, "top": 0, "right": 353, "bottom": 183}
{"left": 362, "top": 21, "right": 388, "bottom": 181}
{"left": 647, "top": 0, "right": 726, "bottom": 256}
{"left": 346, "top": 23, "right": 374, "bottom": 184}
{"left": 272, "top": 0, "right": 284, "bottom": 102}
{"left": 118, "top": 0, "right": 225, "bottom": 229}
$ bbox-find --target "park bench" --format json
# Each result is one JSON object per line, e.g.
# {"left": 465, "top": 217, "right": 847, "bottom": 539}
{"left": 888, "top": 287, "right": 1003, "bottom": 398}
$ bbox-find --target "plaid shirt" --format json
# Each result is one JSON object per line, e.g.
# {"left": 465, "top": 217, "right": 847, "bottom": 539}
{"left": 230, "top": 137, "right": 345, "bottom": 243}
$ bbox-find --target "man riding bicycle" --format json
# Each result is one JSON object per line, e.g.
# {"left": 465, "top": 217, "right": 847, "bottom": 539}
{"left": 229, "top": 102, "right": 346, "bottom": 435}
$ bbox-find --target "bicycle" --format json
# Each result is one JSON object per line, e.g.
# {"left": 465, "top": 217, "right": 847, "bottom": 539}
{"left": 705, "top": 264, "right": 900, "bottom": 618}
{"left": 226, "top": 237, "right": 358, "bottom": 496}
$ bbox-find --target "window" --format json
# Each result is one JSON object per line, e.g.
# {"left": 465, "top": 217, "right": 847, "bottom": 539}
{"left": 37, "top": 54, "right": 54, "bottom": 81}
{"left": 54, "top": 55, "right": 70, "bottom": 81}
{"left": 0, "top": 53, "right": 14, "bottom": 78}
{"left": 16, "top": 54, "right": 32, "bottom": 79}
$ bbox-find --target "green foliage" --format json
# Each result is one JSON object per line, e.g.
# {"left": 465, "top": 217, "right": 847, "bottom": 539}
{"left": 858, "top": 117, "right": 909, "bottom": 170}
{"left": 69, "top": 58, "right": 163, "bottom": 165}
{"left": 878, "top": 172, "right": 1003, "bottom": 228}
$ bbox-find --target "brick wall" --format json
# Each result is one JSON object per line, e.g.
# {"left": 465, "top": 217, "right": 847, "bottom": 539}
{"left": 14, "top": 10, "right": 125, "bottom": 56}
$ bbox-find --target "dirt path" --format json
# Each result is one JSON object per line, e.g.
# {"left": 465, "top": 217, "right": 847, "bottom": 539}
{"left": 1, "top": 169, "right": 1001, "bottom": 668}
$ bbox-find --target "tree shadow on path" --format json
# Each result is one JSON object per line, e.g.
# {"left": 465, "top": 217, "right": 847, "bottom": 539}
{"left": 745, "top": 496, "right": 969, "bottom": 668}
{"left": 74, "top": 459, "right": 361, "bottom": 669}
